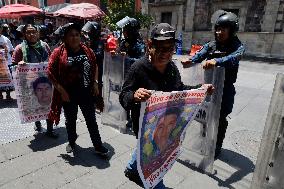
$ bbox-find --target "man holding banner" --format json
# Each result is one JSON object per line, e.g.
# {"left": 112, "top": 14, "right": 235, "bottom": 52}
{"left": 119, "top": 23, "right": 214, "bottom": 188}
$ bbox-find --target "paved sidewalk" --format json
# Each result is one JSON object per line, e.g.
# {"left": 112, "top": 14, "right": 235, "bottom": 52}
{"left": 0, "top": 113, "right": 236, "bottom": 189}
{"left": 0, "top": 60, "right": 283, "bottom": 189}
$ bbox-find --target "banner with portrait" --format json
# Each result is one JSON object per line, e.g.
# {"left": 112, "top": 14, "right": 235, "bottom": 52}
{"left": 0, "top": 51, "right": 13, "bottom": 90}
{"left": 13, "top": 63, "right": 53, "bottom": 123}
{"left": 137, "top": 88, "right": 207, "bottom": 189}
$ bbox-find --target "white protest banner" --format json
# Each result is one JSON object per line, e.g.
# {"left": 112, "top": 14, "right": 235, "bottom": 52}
{"left": 0, "top": 50, "right": 13, "bottom": 90}
{"left": 13, "top": 63, "right": 53, "bottom": 123}
{"left": 137, "top": 88, "right": 207, "bottom": 188}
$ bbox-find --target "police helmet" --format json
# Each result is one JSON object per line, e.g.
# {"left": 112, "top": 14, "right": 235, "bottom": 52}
{"left": 214, "top": 12, "right": 239, "bottom": 34}
{"left": 16, "top": 25, "right": 25, "bottom": 33}
{"left": 38, "top": 25, "right": 48, "bottom": 33}
{"left": 53, "top": 26, "right": 62, "bottom": 36}
{"left": 82, "top": 21, "right": 101, "bottom": 37}
{"left": 56, "top": 23, "right": 81, "bottom": 38}
{"left": 124, "top": 18, "right": 140, "bottom": 33}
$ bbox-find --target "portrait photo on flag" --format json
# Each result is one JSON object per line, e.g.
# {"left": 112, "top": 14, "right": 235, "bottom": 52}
{"left": 137, "top": 88, "right": 207, "bottom": 189}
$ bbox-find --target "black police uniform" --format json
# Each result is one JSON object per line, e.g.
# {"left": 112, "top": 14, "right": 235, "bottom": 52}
{"left": 191, "top": 11, "right": 245, "bottom": 157}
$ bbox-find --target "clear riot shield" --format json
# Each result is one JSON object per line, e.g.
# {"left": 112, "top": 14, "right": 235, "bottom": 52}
{"left": 251, "top": 73, "right": 284, "bottom": 189}
{"left": 101, "top": 52, "right": 127, "bottom": 133}
{"left": 173, "top": 55, "right": 225, "bottom": 173}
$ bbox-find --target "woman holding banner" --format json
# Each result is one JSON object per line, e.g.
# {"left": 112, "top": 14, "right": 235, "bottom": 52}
{"left": 47, "top": 23, "right": 109, "bottom": 155}
{"left": 12, "top": 24, "right": 58, "bottom": 138}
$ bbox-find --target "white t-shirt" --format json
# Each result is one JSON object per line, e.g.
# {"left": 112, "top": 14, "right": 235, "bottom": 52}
{"left": 0, "top": 35, "right": 14, "bottom": 65}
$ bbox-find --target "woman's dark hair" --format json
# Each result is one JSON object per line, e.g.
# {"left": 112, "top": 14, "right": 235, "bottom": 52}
{"left": 32, "top": 76, "right": 52, "bottom": 91}
{"left": 22, "top": 24, "right": 38, "bottom": 34}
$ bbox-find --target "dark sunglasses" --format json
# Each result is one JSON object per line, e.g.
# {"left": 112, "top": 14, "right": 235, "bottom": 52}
{"left": 154, "top": 45, "right": 175, "bottom": 53}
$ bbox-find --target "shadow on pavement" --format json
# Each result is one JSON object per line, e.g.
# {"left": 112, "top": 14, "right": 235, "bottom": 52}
{"left": 28, "top": 127, "right": 68, "bottom": 152}
{"left": 59, "top": 142, "right": 115, "bottom": 170}
{"left": 0, "top": 99, "right": 18, "bottom": 109}
{"left": 214, "top": 149, "right": 255, "bottom": 187}
{"left": 177, "top": 149, "right": 254, "bottom": 189}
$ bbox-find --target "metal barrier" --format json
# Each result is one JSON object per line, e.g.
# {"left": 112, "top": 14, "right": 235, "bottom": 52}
{"left": 173, "top": 56, "right": 225, "bottom": 174}
{"left": 251, "top": 73, "right": 284, "bottom": 189}
{"left": 101, "top": 52, "right": 127, "bottom": 133}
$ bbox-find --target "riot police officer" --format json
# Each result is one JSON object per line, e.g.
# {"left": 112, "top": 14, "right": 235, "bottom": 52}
{"left": 117, "top": 17, "right": 146, "bottom": 129}
{"left": 82, "top": 21, "right": 104, "bottom": 95}
{"left": 182, "top": 11, "right": 245, "bottom": 158}
{"left": 118, "top": 17, "right": 146, "bottom": 73}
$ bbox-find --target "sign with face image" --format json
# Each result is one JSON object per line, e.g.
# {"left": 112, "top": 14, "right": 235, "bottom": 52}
{"left": 13, "top": 62, "right": 53, "bottom": 123}
{"left": 0, "top": 50, "right": 13, "bottom": 90}
{"left": 137, "top": 88, "right": 207, "bottom": 189}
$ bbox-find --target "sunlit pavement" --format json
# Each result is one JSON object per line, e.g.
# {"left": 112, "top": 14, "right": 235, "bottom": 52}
{"left": 0, "top": 59, "right": 283, "bottom": 189}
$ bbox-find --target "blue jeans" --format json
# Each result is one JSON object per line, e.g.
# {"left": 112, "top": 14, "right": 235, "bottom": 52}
{"left": 127, "top": 149, "right": 166, "bottom": 189}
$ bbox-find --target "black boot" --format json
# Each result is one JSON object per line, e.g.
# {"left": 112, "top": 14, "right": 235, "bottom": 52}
{"left": 6, "top": 91, "right": 12, "bottom": 100}
{"left": 34, "top": 121, "right": 42, "bottom": 132}
{"left": 215, "top": 117, "right": 228, "bottom": 159}
{"left": 45, "top": 119, "right": 59, "bottom": 139}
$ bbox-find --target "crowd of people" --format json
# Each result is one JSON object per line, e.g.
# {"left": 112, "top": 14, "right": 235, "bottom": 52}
{"left": 0, "top": 10, "right": 244, "bottom": 188}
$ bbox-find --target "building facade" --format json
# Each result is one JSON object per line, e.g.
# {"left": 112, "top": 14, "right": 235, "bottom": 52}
{"left": 0, "top": 0, "right": 100, "bottom": 8}
{"left": 142, "top": 0, "right": 284, "bottom": 60}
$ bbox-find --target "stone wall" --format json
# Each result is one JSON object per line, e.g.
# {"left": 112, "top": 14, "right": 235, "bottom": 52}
{"left": 210, "top": 0, "right": 250, "bottom": 32}
{"left": 193, "top": 0, "right": 211, "bottom": 31}
{"left": 145, "top": 0, "right": 284, "bottom": 60}
{"left": 274, "top": 0, "right": 284, "bottom": 32}
{"left": 182, "top": 31, "right": 284, "bottom": 60}
{"left": 244, "top": 0, "right": 266, "bottom": 32}
{"left": 148, "top": 1, "right": 185, "bottom": 34}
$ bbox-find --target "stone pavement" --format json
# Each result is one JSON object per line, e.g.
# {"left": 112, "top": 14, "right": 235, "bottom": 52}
{"left": 0, "top": 60, "right": 283, "bottom": 189}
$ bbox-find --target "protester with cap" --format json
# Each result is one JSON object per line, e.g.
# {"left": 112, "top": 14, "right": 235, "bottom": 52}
{"left": 0, "top": 23, "right": 14, "bottom": 100}
{"left": 47, "top": 23, "right": 109, "bottom": 155}
{"left": 119, "top": 23, "right": 214, "bottom": 188}
{"left": 182, "top": 10, "right": 245, "bottom": 158}
{"left": 12, "top": 24, "right": 58, "bottom": 138}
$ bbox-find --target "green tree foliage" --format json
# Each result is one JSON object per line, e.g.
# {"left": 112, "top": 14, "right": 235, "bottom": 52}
{"left": 102, "top": 0, "right": 153, "bottom": 31}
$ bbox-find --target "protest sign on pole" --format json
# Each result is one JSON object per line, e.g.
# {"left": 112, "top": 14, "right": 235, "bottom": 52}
{"left": 12, "top": 62, "right": 53, "bottom": 123}
{"left": 101, "top": 52, "right": 127, "bottom": 133}
{"left": 137, "top": 88, "right": 207, "bottom": 189}
{"left": 0, "top": 50, "right": 13, "bottom": 90}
